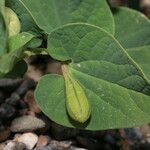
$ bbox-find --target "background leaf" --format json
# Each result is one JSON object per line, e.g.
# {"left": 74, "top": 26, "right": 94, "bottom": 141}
{"left": 0, "top": 0, "right": 5, "bottom": 14}
{"left": 35, "top": 24, "right": 150, "bottom": 130}
{"left": 8, "top": 32, "right": 35, "bottom": 52}
{"left": 127, "top": 45, "right": 150, "bottom": 82}
{"left": 14, "top": 0, "right": 114, "bottom": 34}
{"left": 113, "top": 7, "right": 150, "bottom": 49}
{"left": 113, "top": 7, "right": 150, "bottom": 84}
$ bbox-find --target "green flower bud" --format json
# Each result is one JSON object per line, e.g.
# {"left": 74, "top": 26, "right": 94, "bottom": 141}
{"left": 62, "top": 65, "right": 91, "bottom": 123}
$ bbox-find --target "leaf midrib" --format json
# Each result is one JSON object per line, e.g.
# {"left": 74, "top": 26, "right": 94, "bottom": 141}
{"left": 71, "top": 60, "right": 149, "bottom": 94}
{"left": 70, "top": 66, "right": 150, "bottom": 97}
{"left": 70, "top": 67, "right": 150, "bottom": 117}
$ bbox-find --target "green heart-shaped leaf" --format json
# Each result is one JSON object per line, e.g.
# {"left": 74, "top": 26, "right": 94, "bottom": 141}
{"left": 35, "top": 24, "right": 150, "bottom": 130}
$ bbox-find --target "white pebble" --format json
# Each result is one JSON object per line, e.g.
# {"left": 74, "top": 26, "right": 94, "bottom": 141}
{"left": 17, "top": 133, "right": 38, "bottom": 150}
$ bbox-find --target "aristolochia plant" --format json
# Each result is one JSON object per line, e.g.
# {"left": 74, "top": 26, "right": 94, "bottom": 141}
{"left": 0, "top": 0, "right": 150, "bottom": 130}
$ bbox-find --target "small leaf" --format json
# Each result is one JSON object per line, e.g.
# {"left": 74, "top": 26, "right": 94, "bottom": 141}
{"left": 62, "top": 65, "right": 91, "bottom": 123}
{"left": 27, "top": 38, "right": 43, "bottom": 49}
{"left": 0, "top": 32, "right": 34, "bottom": 78}
{"left": 8, "top": 32, "right": 34, "bottom": 52}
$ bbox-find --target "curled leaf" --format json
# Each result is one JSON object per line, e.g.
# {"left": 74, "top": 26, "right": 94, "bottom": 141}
{"left": 62, "top": 65, "right": 91, "bottom": 123}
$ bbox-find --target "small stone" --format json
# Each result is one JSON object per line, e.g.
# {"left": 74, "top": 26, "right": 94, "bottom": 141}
{"left": 11, "top": 115, "right": 45, "bottom": 132}
{"left": 17, "top": 132, "right": 38, "bottom": 149}
{"left": 146, "top": 137, "right": 150, "bottom": 143}
{"left": 50, "top": 140, "right": 72, "bottom": 149}
{"left": 4, "top": 141, "right": 26, "bottom": 150}
{"left": 24, "top": 91, "right": 41, "bottom": 114}
{"left": 5, "top": 93, "right": 20, "bottom": 106}
{"left": 46, "top": 61, "right": 62, "bottom": 75}
{"left": 14, "top": 134, "right": 22, "bottom": 140}
{"left": 0, "top": 103, "right": 15, "bottom": 119}
{"left": 15, "top": 78, "right": 35, "bottom": 97}
{"left": 27, "top": 110, "right": 36, "bottom": 116}
{"left": 69, "top": 147, "right": 87, "bottom": 150}
{"left": 34, "top": 144, "right": 87, "bottom": 150}
{"left": 34, "top": 146, "right": 53, "bottom": 150}
{"left": 140, "top": 0, "right": 150, "bottom": 7}
{"left": 35, "top": 116, "right": 51, "bottom": 134}
{"left": 42, "top": 140, "right": 74, "bottom": 150}
{"left": 0, "top": 143, "right": 6, "bottom": 150}
{"left": 124, "top": 127, "right": 143, "bottom": 141}
{"left": 104, "top": 134, "right": 116, "bottom": 145}
{"left": 0, "top": 79, "right": 23, "bottom": 90}
{"left": 27, "top": 65, "right": 43, "bottom": 82}
{"left": 0, "top": 128, "right": 11, "bottom": 142}
{"left": 36, "top": 135, "right": 50, "bottom": 148}
{"left": 140, "top": 124, "right": 150, "bottom": 138}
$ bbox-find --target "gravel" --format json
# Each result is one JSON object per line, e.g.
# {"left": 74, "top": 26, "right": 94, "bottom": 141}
{"left": 11, "top": 115, "right": 46, "bottom": 132}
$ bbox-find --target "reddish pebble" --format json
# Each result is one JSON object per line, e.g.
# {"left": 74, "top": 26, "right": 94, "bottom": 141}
{"left": 24, "top": 91, "right": 41, "bottom": 114}
{"left": 36, "top": 135, "right": 50, "bottom": 148}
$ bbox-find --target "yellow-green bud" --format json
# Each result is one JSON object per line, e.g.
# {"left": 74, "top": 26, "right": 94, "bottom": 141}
{"left": 62, "top": 65, "right": 91, "bottom": 123}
